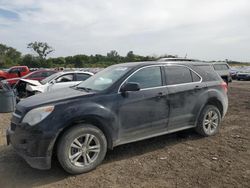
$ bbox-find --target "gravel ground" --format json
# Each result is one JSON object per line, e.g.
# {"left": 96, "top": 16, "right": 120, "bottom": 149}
{"left": 0, "top": 81, "right": 249, "bottom": 188}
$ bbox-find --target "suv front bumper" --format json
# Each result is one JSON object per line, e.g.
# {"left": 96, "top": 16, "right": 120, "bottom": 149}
{"left": 6, "top": 124, "right": 56, "bottom": 170}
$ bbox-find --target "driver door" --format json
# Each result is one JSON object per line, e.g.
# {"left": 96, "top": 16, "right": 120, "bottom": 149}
{"left": 117, "top": 66, "right": 169, "bottom": 142}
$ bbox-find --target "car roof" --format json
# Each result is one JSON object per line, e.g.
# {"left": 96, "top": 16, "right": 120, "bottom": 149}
{"left": 113, "top": 61, "right": 212, "bottom": 68}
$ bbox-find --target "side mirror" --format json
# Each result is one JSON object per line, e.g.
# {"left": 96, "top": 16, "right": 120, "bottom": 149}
{"left": 120, "top": 82, "right": 140, "bottom": 93}
{"left": 50, "top": 80, "right": 56, "bottom": 85}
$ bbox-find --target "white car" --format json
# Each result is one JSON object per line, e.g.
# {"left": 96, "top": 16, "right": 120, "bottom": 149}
{"left": 20, "top": 71, "right": 93, "bottom": 95}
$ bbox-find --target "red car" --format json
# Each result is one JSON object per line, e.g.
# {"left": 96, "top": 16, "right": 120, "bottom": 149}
{"left": 0, "top": 66, "right": 30, "bottom": 81}
{"left": 5, "top": 69, "right": 57, "bottom": 87}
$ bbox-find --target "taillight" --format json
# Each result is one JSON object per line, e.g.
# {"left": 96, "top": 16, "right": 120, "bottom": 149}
{"left": 220, "top": 81, "right": 228, "bottom": 93}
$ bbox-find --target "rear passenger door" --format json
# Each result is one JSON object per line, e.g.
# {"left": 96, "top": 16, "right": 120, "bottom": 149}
{"left": 164, "top": 65, "right": 206, "bottom": 131}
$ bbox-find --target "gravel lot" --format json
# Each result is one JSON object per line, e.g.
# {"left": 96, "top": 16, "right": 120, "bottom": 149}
{"left": 0, "top": 81, "right": 249, "bottom": 188}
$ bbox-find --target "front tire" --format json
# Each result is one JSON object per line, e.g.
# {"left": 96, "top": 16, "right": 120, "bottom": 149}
{"left": 195, "top": 105, "right": 221, "bottom": 136}
{"left": 57, "top": 124, "right": 107, "bottom": 174}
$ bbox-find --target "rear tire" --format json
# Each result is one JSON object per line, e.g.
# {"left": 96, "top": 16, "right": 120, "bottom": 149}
{"left": 195, "top": 105, "right": 221, "bottom": 136}
{"left": 57, "top": 124, "right": 107, "bottom": 174}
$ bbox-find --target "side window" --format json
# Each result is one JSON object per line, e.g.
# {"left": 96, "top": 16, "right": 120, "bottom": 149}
{"left": 76, "top": 73, "right": 91, "bottom": 81}
{"left": 165, "top": 66, "right": 192, "bottom": 85}
{"left": 56, "top": 74, "right": 74, "bottom": 83}
{"left": 127, "top": 66, "right": 162, "bottom": 89}
{"left": 8, "top": 68, "right": 19, "bottom": 74}
{"left": 20, "top": 67, "right": 26, "bottom": 72}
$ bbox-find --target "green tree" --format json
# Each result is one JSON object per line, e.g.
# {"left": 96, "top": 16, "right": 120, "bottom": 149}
{"left": 21, "top": 54, "right": 42, "bottom": 68}
{"left": 0, "top": 43, "right": 21, "bottom": 67}
{"left": 107, "top": 50, "right": 120, "bottom": 62}
{"left": 27, "top": 42, "right": 54, "bottom": 59}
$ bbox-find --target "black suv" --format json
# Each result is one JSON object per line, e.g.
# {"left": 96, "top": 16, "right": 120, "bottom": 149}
{"left": 7, "top": 61, "right": 228, "bottom": 174}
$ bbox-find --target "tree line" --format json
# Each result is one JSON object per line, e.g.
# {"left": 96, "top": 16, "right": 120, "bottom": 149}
{"left": 1, "top": 42, "right": 247, "bottom": 69}
{"left": 0, "top": 42, "right": 169, "bottom": 68}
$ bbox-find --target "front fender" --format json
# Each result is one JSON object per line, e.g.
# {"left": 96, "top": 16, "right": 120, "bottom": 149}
{"left": 52, "top": 101, "right": 118, "bottom": 148}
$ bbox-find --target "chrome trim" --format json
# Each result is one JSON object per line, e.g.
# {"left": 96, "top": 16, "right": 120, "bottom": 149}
{"left": 12, "top": 112, "right": 21, "bottom": 119}
{"left": 118, "top": 64, "right": 203, "bottom": 93}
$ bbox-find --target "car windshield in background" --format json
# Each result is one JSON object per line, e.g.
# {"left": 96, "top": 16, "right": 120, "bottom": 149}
{"left": 77, "top": 65, "right": 131, "bottom": 91}
{"left": 40, "top": 72, "right": 62, "bottom": 85}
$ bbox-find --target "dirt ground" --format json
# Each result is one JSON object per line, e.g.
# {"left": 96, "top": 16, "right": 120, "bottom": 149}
{"left": 0, "top": 81, "right": 249, "bottom": 188}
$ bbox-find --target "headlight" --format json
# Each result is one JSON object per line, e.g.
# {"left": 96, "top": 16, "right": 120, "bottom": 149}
{"left": 22, "top": 106, "right": 54, "bottom": 126}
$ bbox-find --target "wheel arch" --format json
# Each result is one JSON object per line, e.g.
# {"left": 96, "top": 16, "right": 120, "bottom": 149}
{"left": 195, "top": 97, "right": 224, "bottom": 127}
{"left": 52, "top": 115, "right": 114, "bottom": 157}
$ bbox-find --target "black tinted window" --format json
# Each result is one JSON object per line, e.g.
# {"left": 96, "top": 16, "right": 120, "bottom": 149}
{"left": 76, "top": 73, "right": 91, "bottom": 81}
{"left": 195, "top": 65, "right": 220, "bottom": 81}
{"left": 127, "top": 66, "right": 162, "bottom": 89}
{"left": 165, "top": 66, "right": 192, "bottom": 85}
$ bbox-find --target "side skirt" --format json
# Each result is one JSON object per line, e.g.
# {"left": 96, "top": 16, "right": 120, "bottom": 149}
{"left": 113, "top": 125, "right": 195, "bottom": 147}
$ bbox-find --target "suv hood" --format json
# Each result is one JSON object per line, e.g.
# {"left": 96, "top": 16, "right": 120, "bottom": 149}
{"left": 18, "top": 87, "right": 95, "bottom": 109}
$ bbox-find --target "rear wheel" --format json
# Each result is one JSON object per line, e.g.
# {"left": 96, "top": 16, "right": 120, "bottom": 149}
{"left": 195, "top": 105, "right": 221, "bottom": 136}
{"left": 57, "top": 124, "right": 107, "bottom": 174}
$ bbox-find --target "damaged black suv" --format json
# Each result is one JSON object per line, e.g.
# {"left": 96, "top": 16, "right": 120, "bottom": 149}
{"left": 7, "top": 61, "right": 228, "bottom": 174}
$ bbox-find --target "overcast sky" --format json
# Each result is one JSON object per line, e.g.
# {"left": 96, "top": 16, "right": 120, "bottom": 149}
{"left": 0, "top": 0, "right": 250, "bottom": 61}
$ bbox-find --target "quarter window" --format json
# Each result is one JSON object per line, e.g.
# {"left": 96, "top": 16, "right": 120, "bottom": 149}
{"left": 127, "top": 66, "right": 162, "bottom": 89}
{"left": 165, "top": 66, "right": 194, "bottom": 85}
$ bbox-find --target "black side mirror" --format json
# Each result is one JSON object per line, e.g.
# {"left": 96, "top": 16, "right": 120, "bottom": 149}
{"left": 121, "top": 82, "right": 140, "bottom": 93}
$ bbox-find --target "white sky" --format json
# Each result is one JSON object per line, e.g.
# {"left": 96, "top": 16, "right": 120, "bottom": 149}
{"left": 0, "top": 0, "right": 250, "bottom": 61}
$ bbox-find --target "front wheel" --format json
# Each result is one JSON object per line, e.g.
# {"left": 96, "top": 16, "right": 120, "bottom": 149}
{"left": 195, "top": 105, "right": 221, "bottom": 136}
{"left": 57, "top": 124, "right": 107, "bottom": 174}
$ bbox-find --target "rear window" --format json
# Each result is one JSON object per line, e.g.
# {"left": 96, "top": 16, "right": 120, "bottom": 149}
{"left": 213, "top": 64, "right": 229, "bottom": 70}
{"left": 165, "top": 66, "right": 198, "bottom": 85}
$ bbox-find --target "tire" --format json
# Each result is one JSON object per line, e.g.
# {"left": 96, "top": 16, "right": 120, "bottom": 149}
{"left": 0, "top": 77, "right": 5, "bottom": 81}
{"left": 57, "top": 124, "right": 107, "bottom": 174}
{"left": 195, "top": 105, "right": 221, "bottom": 136}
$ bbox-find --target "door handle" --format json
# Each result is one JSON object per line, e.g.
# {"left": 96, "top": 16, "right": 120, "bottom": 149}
{"left": 194, "top": 85, "right": 202, "bottom": 90}
{"left": 156, "top": 92, "right": 166, "bottom": 98}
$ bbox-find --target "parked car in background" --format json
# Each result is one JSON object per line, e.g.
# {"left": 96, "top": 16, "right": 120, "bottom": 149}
{"left": 3, "top": 69, "right": 57, "bottom": 87}
{"left": 7, "top": 61, "right": 228, "bottom": 174}
{"left": 0, "top": 66, "right": 30, "bottom": 81}
{"left": 211, "top": 62, "right": 231, "bottom": 84}
{"left": 236, "top": 70, "right": 250, "bottom": 81}
{"left": 15, "top": 71, "right": 93, "bottom": 97}
{"left": 230, "top": 69, "right": 238, "bottom": 80}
